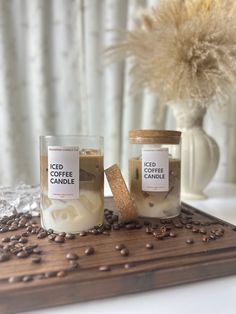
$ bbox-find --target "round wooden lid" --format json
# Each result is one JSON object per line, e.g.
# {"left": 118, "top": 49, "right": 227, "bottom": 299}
{"left": 129, "top": 130, "right": 181, "bottom": 144}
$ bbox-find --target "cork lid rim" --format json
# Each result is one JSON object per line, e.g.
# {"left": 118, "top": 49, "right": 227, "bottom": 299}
{"left": 129, "top": 130, "right": 181, "bottom": 138}
{"left": 129, "top": 130, "right": 181, "bottom": 144}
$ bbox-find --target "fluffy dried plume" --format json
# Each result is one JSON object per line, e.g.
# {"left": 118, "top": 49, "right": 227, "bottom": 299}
{"left": 109, "top": 0, "right": 236, "bottom": 107}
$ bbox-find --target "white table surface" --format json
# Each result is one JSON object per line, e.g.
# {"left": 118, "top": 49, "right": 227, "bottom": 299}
{"left": 21, "top": 182, "right": 236, "bottom": 314}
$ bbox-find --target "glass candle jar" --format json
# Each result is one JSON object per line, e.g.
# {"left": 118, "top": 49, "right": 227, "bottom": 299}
{"left": 129, "top": 130, "right": 181, "bottom": 218}
{"left": 40, "top": 135, "right": 104, "bottom": 233}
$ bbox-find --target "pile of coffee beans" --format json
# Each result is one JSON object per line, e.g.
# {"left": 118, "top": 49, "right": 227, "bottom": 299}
{"left": 0, "top": 205, "right": 229, "bottom": 285}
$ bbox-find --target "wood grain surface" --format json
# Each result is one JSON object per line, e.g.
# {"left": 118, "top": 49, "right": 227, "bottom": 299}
{"left": 1, "top": 198, "right": 236, "bottom": 314}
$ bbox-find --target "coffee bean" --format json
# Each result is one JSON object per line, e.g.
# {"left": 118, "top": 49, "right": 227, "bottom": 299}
{"left": 66, "top": 252, "right": 79, "bottom": 260}
{"left": 37, "top": 232, "right": 47, "bottom": 239}
{"left": 18, "top": 223, "right": 26, "bottom": 228}
{"left": 90, "top": 229, "right": 99, "bottom": 235}
{"left": 99, "top": 265, "right": 111, "bottom": 272}
{"left": 6, "top": 219, "right": 14, "bottom": 226}
{"left": 19, "top": 237, "right": 28, "bottom": 244}
{"left": 210, "top": 234, "right": 216, "bottom": 240}
{"left": 186, "top": 238, "right": 194, "bottom": 244}
{"left": 215, "top": 231, "right": 223, "bottom": 237}
{"left": 199, "top": 228, "right": 207, "bottom": 234}
{"left": 44, "top": 271, "right": 57, "bottom": 278}
{"left": 8, "top": 276, "right": 22, "bottom": 283}
{"left": 146, "top": 243, "right": 154, "bottom": 249}
{"left": 22, "top": 275, "right": 33, "bottom": 282}
{"left": 23, "top": 246, "right": 34, "bottom": 254}
{"left": 1, "top": 226, "right": 9, "bottom": 232}
{"left": 21, "top": 232, "right": 29, "bottom": 237}
{"left": 169, "top": 231, "right": 177, "bottom": 238}
{"left": 11, "top": 248, "right": 22, "bottom": 255}
{"left": 163, "top": 231, "right": 170, "bottom": 237}
{"left": 102, "top": 231, "right": 110, "bottom": 235}
{"left": 10, "top": 234, "right": 21, "bottom": 241}
{"left": 155, "top": 234, "right": 165, "bottom": 240}
{"left": 174, "top": 223, "right": 183, "bottom": 229}
{"left": 15, "top": 241, "right": 24, "bottom": 247}
{"left": 59, "top": 232, "right": 66, "bottom": 237}
{"left": 17, "top": 251, "right": 29, "bottom": 258}
{"left": 124, "top": 263, "right": 134, "bottom": 269}
{"left": 47, "top": 229, "right": 54, "bottom": 235}
{"left": 48, "top": 234, "right": 56, "bottom": 241}
{"left": 3, "top": 244, "right": 11, "bottom": 251}
{"left": 57, "top": 270, "right": 67, "bottom": 278}
{"left": 79, "top": 231, "right": 87, "bottom": 237}
{"left": 33, "top": 248, "right": 42, "bottom": 254}
{"left": 185, "top": 224, "right": 192, "bottom": 229}
{"left": 65, "top": 233, "right": 75, "bottom": 239}
{"left": 84, "top": 247, "right": 95, "bottom": 255}
{"left": 120, "top": 247, "right": 129, "bottom": 257}
{"left": 114, "top": 244, "right": 124, "bottom": 251}
{"left": 192, "top": 227, "right": 199, "bottom": 233}
{"left": 69, "top": 260, "right": 79, "bottom": 270}
{"left": 54, "top": 236, "right": 65, "bottom": 243}
{"left": 125, "top": 223, "right": 136, "bottom": 230}
{"left": 31, "top": 256, "right": 42, "bottom": 264}
{"left": 2, "top": 237, "right": 10, "bottom": 243}
{"left": 0, "top": 253, "right": 10, "bottom": 262}
{"left": 34, "top": 274, "right": 45, "bottom": 280}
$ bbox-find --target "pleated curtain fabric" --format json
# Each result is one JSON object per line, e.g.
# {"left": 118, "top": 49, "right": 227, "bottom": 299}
{"left": 0, "top": 0, "right": 235, "bottom": 186}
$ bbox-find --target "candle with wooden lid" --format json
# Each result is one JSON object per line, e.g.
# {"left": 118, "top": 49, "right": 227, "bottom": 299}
{"left": 129, "top": 130, "right": 181, "bottom": 218}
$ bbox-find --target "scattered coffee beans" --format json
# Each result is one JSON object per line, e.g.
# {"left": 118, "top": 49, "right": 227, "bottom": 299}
{"left": 84, "top": 247, "right": 95, "bottom": 255}
{"left": 0, "top": 253, "right": 10, "bottom": 262}
{"left": 146, "top": 243, "right": 154, "bottom": 250}
{"left": 65, "top": 233, "right": 75, "bottom": 240}
{"left": 99, "top": 265, "right": 111, "bottom": 272}
{"left": 185, "top": 238, "right": 194, "bottom": 244}
{"left": 57, "top": 270, "right": 67, "bottom": 278}
{"left": 54, "top": 236, "right": 65, "bottom": 243}
{"left": 79, "top": 231, "right": 87, "bottom": 237}
{"left": 66, "top": 253, "right": 79, "bottom": 260}
{"left": 115, "top": 244, "right": 125, "bottom": 251}
{"left": 124, "top": 263, "right": 134, "bottom": 269}
{"left": 22, "top": 275, "right": 33, "bottom": 282}
{"left": 31, "top": 256, "right": 42, "bottom": 264}
{"left": 120, "top": 247, "right": 129, "bottom": 257}
{"left": 8, "top": 276, "right": 22, "bottom": 283}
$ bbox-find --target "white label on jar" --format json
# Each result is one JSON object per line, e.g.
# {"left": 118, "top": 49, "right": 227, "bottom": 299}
{"left": 48, "top": 146, "right": 79, "bottom": 199}
{"left": 142, "top": 148, "right": 169, "bottom": 192}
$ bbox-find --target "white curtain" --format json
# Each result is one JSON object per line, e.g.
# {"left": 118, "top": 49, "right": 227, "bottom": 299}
{"left": 0, "top": 0, "right": 235, "bottom": 187}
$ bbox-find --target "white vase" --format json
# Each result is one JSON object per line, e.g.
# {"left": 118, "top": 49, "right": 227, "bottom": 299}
{"left": 169, "top": 102, "right": 220, "bottom": 200}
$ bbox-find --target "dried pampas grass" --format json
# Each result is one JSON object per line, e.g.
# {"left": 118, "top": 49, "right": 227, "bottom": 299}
{"left": 109, "top": 0, "right": 236, "bottom": 107}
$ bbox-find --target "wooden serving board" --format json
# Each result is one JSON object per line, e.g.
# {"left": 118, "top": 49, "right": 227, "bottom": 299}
{"left": 1, "top": 198, "right": 236, "bottom": 314}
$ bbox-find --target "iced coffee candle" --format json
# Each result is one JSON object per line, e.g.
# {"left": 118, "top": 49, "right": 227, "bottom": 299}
{"left": 40, "top": 136, "right": 104, "bottom": 233}
{"left": 128, "top": 130, "right": 181, "bottom": 218}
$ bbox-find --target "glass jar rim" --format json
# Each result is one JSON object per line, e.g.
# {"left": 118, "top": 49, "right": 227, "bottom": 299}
{"left": 40, "top": 134, "right": 103, "bottom": 140}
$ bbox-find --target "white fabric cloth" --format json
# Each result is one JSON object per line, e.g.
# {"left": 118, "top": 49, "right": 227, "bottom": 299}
{"left": 0, "top": 0, "right": 235, "bottom": 186}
